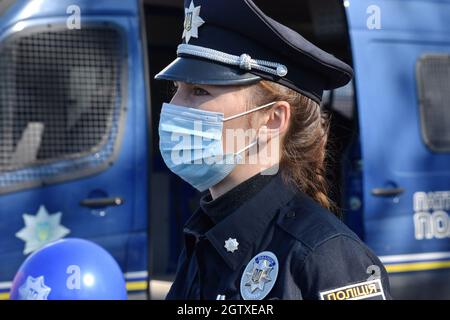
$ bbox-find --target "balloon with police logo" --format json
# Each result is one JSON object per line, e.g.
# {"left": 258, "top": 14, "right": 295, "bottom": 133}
{"left": 10, "top": 238, "right": 127, "bottom": 300}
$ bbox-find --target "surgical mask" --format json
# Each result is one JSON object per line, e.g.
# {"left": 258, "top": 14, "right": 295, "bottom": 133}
{"left": 158, "top": 101, "right": 276, "bottom": 191}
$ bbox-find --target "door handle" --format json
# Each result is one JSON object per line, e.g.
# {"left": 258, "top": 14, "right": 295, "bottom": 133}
{"left": 79, "top": 197, "right": 124, "bottom": 208}
{"left": 371, "top": 188, "right": 404, "bottom": 197}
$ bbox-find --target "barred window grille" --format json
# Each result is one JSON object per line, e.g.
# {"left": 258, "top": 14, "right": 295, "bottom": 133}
{"left": 0, "top": 26, "right": 125, "bottom": 192}
{"left": 416, "top": 54, "right": 450, "bottom": 152}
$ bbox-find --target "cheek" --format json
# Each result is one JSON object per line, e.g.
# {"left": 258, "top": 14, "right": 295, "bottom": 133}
{"left": 222, "top": 115, "right": 256, "bottom": 154}
{"left": 215, "top": 90, "right": 246, "bottom": 117}
{"left": 200, "top": 98, "right": 235, "bottom": 114}
{"left": 205, "top": 92, "right": 251, "bottom": 152}
{"left": 197, "top": 101, "right": 222, "bottom": 112}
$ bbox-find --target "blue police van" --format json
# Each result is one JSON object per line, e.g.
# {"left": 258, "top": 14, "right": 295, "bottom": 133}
{"left": 0, "top": 0, "right": 449, "bottom": 299}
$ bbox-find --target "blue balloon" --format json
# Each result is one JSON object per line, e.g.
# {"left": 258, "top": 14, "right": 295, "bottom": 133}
{"left": 10, "top": 238, "right": 127, "bottom": 300}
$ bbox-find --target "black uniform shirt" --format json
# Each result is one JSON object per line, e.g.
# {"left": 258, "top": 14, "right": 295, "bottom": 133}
{"left": 166, "top": 171, "right": 391, "bottom": 300}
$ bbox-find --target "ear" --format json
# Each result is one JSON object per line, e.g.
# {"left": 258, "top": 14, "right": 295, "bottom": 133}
{"left": 264, "top": 101, "right": 290, "bottom": 135}
{"left": 257, "top": 102, "right": 290, "bottom": 167}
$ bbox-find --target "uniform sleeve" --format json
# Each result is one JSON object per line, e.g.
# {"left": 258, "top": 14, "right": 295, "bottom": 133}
{"left": 165, "top": 248, "right": 188, "bottom": 300}
{"left": 294, "top": 235, "right": 392, "bottom": 300}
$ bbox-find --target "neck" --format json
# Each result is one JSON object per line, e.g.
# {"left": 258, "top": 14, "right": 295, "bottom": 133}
{"left": 209, "top": 163, "right": 278, "bottom": 199}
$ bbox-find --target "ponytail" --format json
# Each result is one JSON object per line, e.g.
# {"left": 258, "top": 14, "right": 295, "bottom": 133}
{"left": 252, "top": 81, "right": 338, "bottom": 215}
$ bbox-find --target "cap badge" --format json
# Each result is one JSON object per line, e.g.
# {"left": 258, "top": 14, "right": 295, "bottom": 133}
{"left": 182, "top": 0, "right": 205, "bottom": 43}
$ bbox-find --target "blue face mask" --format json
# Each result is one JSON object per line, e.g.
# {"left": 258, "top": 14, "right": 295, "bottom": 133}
{"left": 158, "top": 101, "right": 276, "bottom": 191}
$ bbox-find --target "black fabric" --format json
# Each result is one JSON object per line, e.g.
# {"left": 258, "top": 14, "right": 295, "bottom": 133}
{"left": 200, "top": 170, "right": 275, "bottom": 224}
{"left": 155, "top": 0, "right": 353, "bottom": 103}
{"left": 166, "top": 171, "right": 392, "bottom": 300}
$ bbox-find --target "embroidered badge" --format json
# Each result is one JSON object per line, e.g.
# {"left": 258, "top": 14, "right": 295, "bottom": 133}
{"left": 319, "top": 279, "right": 386, "bottom": 300}
{"left": 240, "top": 251, "right": 278, "bottom": 300}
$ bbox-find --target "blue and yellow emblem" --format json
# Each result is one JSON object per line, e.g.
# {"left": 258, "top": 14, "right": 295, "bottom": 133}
{"left": 240, "top": 251, "right": 278, "bottom": 300}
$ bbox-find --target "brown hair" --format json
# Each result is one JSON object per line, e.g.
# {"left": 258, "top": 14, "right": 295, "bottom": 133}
{"left": 251, "top": 80, "right": 338, "bottom": 215}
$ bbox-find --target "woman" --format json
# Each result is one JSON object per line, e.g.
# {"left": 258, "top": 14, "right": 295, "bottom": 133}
{"left": 155, "top": 0, "right": 391, "bottom": 300}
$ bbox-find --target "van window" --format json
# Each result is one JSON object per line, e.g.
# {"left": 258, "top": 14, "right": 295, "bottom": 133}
{"left": 0, "top": 26, "right": 125, "bottom": 193}
{"left": 416, "top": 54, "right": 450, "bottom": 152}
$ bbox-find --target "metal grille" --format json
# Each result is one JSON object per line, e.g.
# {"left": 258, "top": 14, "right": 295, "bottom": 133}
{"left": 416, "top": 54, "right": 450, "bottom": 152}
{"left": 0, "top": 26, "right": 125, "bottom": 192}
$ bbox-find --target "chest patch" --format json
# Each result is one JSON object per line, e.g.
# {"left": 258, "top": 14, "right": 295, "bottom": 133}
{"left": 319, "top": 279, "right": 386, "bottom": 300}
{"left": 240, "top": 251, "right": 279, "bottom": 300}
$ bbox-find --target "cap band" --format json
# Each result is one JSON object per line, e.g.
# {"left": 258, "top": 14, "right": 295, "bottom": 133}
{"left": 177, "top": 44, "right": 288, "bottom": 77}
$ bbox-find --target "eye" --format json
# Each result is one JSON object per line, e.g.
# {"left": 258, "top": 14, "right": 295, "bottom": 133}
{"left": 192, "top": 86, "right": 210, "bottom": 96}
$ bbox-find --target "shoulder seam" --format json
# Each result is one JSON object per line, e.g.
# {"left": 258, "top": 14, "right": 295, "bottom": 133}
{"left": 278, "top": 219, "right": 353, "bottom": 251}
{"left": 294, "top": 233, "right": 370, "bottom": 280}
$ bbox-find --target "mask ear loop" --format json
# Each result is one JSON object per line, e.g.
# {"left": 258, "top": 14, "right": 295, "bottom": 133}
{"left": 234, "top": 124, "right": 281, "bottom": 162}
{"left": 224, "top": 101, "right": 277, "bottom": 164}
{"left": 233, "top": 138, "right": 258, "bottom": 165}
{"left": 223, "top": 101, "right": 277, "bottom": 122}
{"left": 235, "top": 138, "right": 259, "bottom": 155}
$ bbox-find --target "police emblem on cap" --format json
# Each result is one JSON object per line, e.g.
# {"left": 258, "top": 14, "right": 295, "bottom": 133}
{"left": 240, "top": 251, "right": 278, "bottom": 300}
{"left": 182, "top": 0, "right": 205, "bottom": 43}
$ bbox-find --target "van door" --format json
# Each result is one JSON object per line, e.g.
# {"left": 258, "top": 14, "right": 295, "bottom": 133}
{"left": 0, "top": 0, "right": 149, "bottom": 298}
{"left": 346, "top": 0, "right": 450, "bottom": 298}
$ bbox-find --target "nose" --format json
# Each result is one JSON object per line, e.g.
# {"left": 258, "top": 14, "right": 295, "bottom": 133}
{"left": 170, "top": 84, "right": 190, "bottom": 106}
{"left": 170, "top": 97, "right": 187, "bottom": 107}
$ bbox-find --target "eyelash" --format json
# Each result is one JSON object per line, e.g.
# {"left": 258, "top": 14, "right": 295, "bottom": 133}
{"left": 169, "top": 83, "right": 210, "bottom": 97}
{"left": 192, "top": 87, "right": 209, "bottom": 96}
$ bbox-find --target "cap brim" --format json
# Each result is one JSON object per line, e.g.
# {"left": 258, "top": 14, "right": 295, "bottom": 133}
{"left": 155, "top": 56, "right": 261, "bottom": 85}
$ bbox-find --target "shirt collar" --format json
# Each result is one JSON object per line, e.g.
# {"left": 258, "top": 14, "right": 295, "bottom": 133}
{"left": 202, "top": 172, "right": 296, "bottom": 270}
{"left": 183, "top": 207, "right": 213, "bottom": 257}
{"left": 199, "top": 171, "right": 275, "bottom": 224}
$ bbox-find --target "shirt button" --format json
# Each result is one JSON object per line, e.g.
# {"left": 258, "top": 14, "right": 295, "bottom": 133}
{"left": 286, "top": 211, "right": 296, "bottom": 218}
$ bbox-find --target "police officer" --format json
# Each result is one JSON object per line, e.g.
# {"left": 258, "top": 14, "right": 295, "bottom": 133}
{"left": 155, "top": 0, "right": 391, "bottom": 300}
